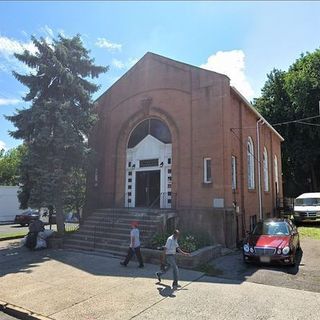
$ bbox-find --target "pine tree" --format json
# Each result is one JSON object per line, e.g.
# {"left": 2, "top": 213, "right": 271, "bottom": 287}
{"left": 6, "top": 35, "right": 108, "bottom": 233}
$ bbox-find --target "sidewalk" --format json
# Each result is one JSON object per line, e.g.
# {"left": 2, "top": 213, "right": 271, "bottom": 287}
{"left": 1, "top": 240, "right": 320, "bottom": 320}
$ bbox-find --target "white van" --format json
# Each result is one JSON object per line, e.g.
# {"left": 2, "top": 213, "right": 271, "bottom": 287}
{"left": 293, "top": 192, "right": 320, "bottom": 223}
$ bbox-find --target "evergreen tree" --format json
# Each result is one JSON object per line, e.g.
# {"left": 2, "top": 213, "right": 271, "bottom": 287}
{"left": 6, "top": 35, "right": 108, "bottom": 233}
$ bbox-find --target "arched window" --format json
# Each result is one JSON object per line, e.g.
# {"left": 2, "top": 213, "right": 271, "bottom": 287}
{"left": 263, "top": 147, "right": 269, "bottom": 192}
{"left": 274, "top": 155, "right": 279, "bottom": 194}
{"left": 247, "top": 137, "right": 255, "bottom": 189}
{"left": 128, "top": 118, "right": 172, "bottom": 148}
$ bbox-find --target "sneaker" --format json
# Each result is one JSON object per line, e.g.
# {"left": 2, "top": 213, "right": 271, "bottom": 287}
{"left": 155, "top": 272, "right": 161, "bottom": 283}
{"left": 138, "top": 264, "right": 144, "bottom": 268}
{"left": 172, "top": 281, "right": 179, "bottom": 288}
{"left": 120, "top": 262, "right": 127, "bottom": 267}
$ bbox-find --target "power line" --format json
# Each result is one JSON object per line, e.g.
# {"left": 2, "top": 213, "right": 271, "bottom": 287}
{"left": 272, "top": 115, "right": 320, "bottom": 127}
{"left": 231, "top": 114, "right": 320, "bottom": 130}
{"left": 296, "top": 121, "right": 320, "bottom": 127}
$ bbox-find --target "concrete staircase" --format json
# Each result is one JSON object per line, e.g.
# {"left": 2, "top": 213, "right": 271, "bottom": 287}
{"left": 63, "top": 208, "right": 175, "bottom": 257}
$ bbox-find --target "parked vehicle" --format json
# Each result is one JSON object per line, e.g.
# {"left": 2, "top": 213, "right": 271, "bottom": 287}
{"left": 14, "top": 209, "right": 39, "bottom": 226}
{"left": 293, "top": 193, "right": 320, "bottom": 223}
{"left": 243, "top": 219, "right": 300, "bottom": 266}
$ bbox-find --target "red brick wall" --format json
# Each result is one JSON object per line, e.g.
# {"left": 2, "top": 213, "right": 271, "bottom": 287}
{"left": 88, "top": 52, "right": 283, "bottom": 242}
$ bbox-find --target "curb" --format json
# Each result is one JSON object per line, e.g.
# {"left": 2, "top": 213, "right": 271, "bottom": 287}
{"left": 0, "top": 300, "right": 52, "bottom": 320}
{"left": 0, "top": 235, "right": 26, "bottom": 242}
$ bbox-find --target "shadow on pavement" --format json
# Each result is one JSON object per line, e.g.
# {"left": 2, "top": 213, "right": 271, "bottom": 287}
{"left": 1, "top": 237, "right": 316, "bottom": 296}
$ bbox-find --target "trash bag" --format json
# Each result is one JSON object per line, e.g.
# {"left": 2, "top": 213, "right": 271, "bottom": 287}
{"left": 35, "top": 237, "right": 47, "bottom": 250}
{"left": 25, "top": 232, "right": 38, "bottom": 250}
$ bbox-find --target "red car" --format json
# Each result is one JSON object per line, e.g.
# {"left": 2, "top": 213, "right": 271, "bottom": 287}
{"left": 243, "top": 219, "right": 300, "bottom": 266}
{"left": 14, "top": 210, "right": 39, "bottom": 227}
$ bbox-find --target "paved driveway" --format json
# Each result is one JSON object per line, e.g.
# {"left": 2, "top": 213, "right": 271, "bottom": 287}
{"left": 210, "top": 238, "right": 320, "bottom": 293}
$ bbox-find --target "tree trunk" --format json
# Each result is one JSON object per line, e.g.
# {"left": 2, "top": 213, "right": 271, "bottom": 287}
{"left": 55, "top": 197, "right": 65, "bottom": 235}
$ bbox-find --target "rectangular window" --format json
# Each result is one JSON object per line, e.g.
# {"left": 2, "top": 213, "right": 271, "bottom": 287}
{"left": 231, "top": 156, "right": 237, "bottom": 190}
{"left": 203, "top": 158, "right": 212, "bottom": 183}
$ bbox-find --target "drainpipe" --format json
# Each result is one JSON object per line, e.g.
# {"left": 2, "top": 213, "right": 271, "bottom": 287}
{"left": 256, "top": 118, "right": 264, "bottom": 220}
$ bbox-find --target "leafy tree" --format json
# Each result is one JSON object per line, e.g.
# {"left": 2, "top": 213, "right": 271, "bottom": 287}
{"left": 6, "top": 35, "right": 108, "bottom": 233}
{"left": 254, "top": 50, "right": 320, "bottom": 196}
{"left": 0, "top": 145, "right": 27, "bottom": 186}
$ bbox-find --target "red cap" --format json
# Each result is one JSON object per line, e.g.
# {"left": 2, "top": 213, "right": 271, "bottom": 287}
{"left": 131, "top": 221, "right": 138, "bottom": 227}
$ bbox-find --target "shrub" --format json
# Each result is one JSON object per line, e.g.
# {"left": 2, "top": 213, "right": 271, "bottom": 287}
{"left": 150, "top": 230, "right": 211, "bottom": 252}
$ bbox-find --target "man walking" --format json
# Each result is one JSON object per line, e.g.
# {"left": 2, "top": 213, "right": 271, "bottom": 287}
{"left": 155, "top": 229, "right": 190, "bottom": 289}
{"left": 120, "top": 221, "right": 144, "bottom": 268}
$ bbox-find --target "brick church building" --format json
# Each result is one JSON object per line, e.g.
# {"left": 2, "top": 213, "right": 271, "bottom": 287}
{"left": 84, "top": 52, "right": 283, "bottom": 248}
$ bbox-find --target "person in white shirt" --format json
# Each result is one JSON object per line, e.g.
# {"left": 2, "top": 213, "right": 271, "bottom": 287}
{"left": 155, "top": 229, "right": 190, "bottom": 288}
{"left": 120, "top": 221, "right": 144, "bottom": 268}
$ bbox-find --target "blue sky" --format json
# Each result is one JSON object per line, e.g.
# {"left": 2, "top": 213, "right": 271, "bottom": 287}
{"left": 1, "top": 1, "right": 320, "bottom": 150}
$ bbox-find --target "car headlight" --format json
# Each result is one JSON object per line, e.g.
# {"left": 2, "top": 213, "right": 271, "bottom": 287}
{"left": 243, "top": 244, "right": 250, "bottom": 253}
{"left": 282, "top": 246, "right": 290, "bottom": 255}
{"left": 277, "top": 248, "right": 282, "bottom": 255}
{"left": 249, "top": 247, "right": 254, "bottom": 253}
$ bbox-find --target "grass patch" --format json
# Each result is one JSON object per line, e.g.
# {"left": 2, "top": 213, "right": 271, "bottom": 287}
{"left": 196, "top": 263, "right": 224, "bottom": 277}
{"left": 298, "top": 226, "right": 320, "bottom": 240}
{"left": 0, "top": 231, "right": 27, "bottom": 240}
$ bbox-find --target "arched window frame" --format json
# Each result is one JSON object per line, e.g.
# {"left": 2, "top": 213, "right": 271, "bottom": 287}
{"left": 127, "top": 118, "right": 172, "bottom": 148}
{"left": 247, "top": 137, "right": 255, "bottom": 190}
{"left": 263, "top": 147, "right": 269, "bottom": 192}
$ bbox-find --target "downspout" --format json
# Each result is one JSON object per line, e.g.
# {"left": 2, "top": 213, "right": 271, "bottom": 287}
{"left": 256, "top": 118, "right": 264, "bottom": 220}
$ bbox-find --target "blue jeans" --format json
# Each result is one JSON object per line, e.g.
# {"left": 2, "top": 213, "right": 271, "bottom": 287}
{"left": 158, "top": 254, "right": 179, "bottom": 282}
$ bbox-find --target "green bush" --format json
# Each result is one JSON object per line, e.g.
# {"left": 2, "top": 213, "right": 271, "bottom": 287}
{"left": 150, "top": 231, "right": 211, "bottom": 252}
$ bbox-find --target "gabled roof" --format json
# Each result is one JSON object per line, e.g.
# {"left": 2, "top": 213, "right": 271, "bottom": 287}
{"left": 94, "top": 51, "right": 228, "bottom": 103}
{"left": 95, "top": 52, "right": 284, "bottom": 142}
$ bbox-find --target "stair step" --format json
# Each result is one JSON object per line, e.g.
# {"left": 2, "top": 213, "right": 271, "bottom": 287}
{"left": 63, "top": 207, "right": 175, "bottom": 256}
{"left": 90, "top": 211, "right": 164, "bottom": 219}
{"left": 74, "top": 230, "right": 154, "bottom": 239}
{"left": 85, "top": 217, "right": 162, "bottom": 224}
{"left": 68, "top": 233, "right": 149, "bottom": 243}
{"left": 64, "top": 238, "right": 131, "bottom": 253}
{"left": 79, "top": 225, "right": 158, "bottom": 234}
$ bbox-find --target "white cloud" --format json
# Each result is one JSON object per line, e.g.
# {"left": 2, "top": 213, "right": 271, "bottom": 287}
{"left": 96, "top": 38, "right": 122, "bottom": 52}
{"left": 0, "top": 98, "right": 21, "bottom": 106}
{"left": 40, "top": 25, "right": 54, "bottom": 38}
{"left": 0, "top": 35, "right": 38, "bottom": 74}
{"left": 200, "top": 50, "right": 254, "bottom": 100}
{"left": 112, "top": 57, "right": 138, "bottom": 70}
{"left": 0, "top": 35, "right": 37, "bottom": 57}
{"left": 112, "top": 58, "right": 125, "bottom": 69}
{"left": 0, "top": 140, "right": 6, "bottom": 151}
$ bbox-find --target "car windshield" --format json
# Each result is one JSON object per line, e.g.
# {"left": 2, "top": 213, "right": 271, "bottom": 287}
{"left": 295, "top": 198, "right": 320, "bottom": 206}
{"left": 252, "top": 221, "right": 290, "bottom": 236}
{"left": 22, "top": 211, "right": 38, "bottom": 216}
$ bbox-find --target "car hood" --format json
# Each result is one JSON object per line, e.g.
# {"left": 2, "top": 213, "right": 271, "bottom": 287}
{"left": 248, "top": 235, "right": 290, "bottom": 248}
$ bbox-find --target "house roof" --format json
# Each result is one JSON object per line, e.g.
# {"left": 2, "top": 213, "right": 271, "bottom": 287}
{"left": 95, "top": 52, "right": 284, "bottom": 142}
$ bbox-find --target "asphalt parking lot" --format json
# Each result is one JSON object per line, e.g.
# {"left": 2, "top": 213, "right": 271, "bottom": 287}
{"left": 210, "top": 237, "right": 320, "bottom": 293}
